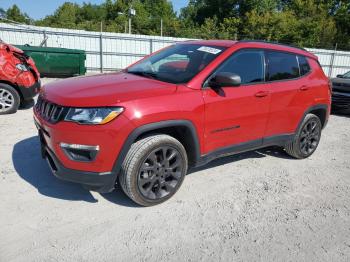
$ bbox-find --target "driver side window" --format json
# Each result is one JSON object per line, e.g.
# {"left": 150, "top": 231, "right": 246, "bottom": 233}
{"left": 216, "top": 50, "right": 265, "bottom": 84}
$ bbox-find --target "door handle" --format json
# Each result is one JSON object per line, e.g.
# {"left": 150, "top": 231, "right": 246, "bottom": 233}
{"left": 255, "top": 91, "right": 269, "bottom": 98}
{"left": 300, "top": 85, "right": 309, "bottom": 91}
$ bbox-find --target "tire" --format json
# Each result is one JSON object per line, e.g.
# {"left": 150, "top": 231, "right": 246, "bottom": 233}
{"left": 119, "top": 134, "right": 188, "bottom": 207}
{"left": 284, "top": 113, "right": 322, "bottom": 159}
{"left": 0, "top": 84, "right": 20, "bottom": 115}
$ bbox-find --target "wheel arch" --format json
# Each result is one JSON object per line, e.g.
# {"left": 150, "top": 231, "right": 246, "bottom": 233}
{"left": 0, "top": 81, "right": 23, "bottom": 101}
{"left": 297, "top": 104, "right": 329, "bottom": 132}
{"left": 112, "top": 120, "right": 201, "bottom": 176}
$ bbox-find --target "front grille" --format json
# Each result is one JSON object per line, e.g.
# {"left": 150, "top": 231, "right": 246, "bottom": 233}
{"left": 35, "top": 96, "right": 68, "bottom": 123}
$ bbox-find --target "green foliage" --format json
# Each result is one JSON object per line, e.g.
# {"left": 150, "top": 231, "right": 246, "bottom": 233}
{"left": 180, "top": 0, "right": 348, "bottom": 49}
{"left": 5, "top": 4, "right": 31, "bottom": 24}
{"left": 2, "top": 0, "right": 350, "bottom": 49}
{"left": 242, "top": 0, "right": 337, "bottom": 48}
{"left": 332, "top": 1, "right": 350, "bottom": 49}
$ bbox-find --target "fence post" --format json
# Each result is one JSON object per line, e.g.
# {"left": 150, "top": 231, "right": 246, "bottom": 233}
{"left": 149, "top": 39, "right": 153, "bottom": 54}
{"left": 43, "top": 30, "right": 47, "bottom": 47}
{"left": 328, "top": 43, "right": 337, "bottom": 78}
{"left": 99, "top": 33, "right": 103, "bottom": 73}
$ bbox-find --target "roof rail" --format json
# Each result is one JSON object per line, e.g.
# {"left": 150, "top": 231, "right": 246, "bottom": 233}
{"left": 237, "top": 40, "right": 307, "bottom": 51}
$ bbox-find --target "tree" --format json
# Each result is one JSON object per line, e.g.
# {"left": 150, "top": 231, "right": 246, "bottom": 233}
{"left": 4, "top": 0, "right": 349, "bottom": 49}
{"left": 36, "top": 2, "right": 80, "bottom": 29}
{"left": 6, "top": 4, "right": 31, "bottom": 24}
{"left": 331, "top": 1, "right": 350, "bottom": 49}
{"left": 286, "top": 0, "right": 337, "bottom": 48}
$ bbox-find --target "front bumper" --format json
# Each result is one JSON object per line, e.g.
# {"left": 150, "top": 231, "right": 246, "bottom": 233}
{"left": 33, "top": 104, "right": 135, "bottom": 192}
{"left": 332, "top": 91, "right": 350, "bottom": 109}
{"left": 44, "top": 143, "right": 117, "bottom": 193}
{"left": 19, "top": 80, "right": 41, "bottom": 100}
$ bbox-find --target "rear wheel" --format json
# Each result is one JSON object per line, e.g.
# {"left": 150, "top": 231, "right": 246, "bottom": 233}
{"left": 285, "top": 113, "right": 322, "bottom": 159}
{"left": 0, "top": 84, "right": 20, "bottom": 115}
{"left": 119, "top": 134, "right": 188, "bottom": 206}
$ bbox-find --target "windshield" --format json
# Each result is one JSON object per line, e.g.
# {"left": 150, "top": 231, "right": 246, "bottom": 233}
{"left": 127, "top": 44, "right": 227, "bottom": 84}
{"left": 343, "top": 71, "right": 350, "bottom": 78}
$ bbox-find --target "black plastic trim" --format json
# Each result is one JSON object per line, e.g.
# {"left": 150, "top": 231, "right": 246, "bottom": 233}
{"left": 297, "top": 104, "right": 329, "bottom": 130}
{"left": 263, "top": 134, "right": 295, "bottom": 146}
{"left": 195, "top": 134, "right": 294, "bottom": 168}
{"left": 44, "top": 147, "right": 116, "bottom": 193}
{"left": 197, "top": 138, "right": 263, "bottom": 167}
{"left": 18, "top": 80, "right": 41, "bottom": 100}
{"left": 111, "top": 120, "right": 201, "bottom": 174}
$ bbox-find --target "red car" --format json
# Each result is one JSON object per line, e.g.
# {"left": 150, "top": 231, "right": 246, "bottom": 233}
{"left": 34, "top": 40, "right": 331, "bottom": 206}
{"left": 0, "top": 42, "right": 41, "bottom": 114}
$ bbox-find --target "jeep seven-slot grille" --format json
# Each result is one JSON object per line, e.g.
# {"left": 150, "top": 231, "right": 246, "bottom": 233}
{"left": 35, "top": 96, "right": 68, "bottom": 123}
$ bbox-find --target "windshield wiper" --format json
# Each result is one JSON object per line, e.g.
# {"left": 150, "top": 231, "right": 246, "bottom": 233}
{"left": 127, "top": 70, "right": 158, "bottom": 79}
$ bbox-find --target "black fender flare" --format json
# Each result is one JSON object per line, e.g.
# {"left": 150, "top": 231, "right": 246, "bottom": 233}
{"left": 111, "top": 120, "right": 201, "bottom": 176}
{"left": 295, "top": 104, "right": 329, "bottom": 133}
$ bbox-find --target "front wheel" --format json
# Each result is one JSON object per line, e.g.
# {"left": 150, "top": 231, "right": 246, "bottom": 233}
{"left": 119, "top": 134, "right": 188, "bottom": 207}
{"left": 285, "top": 113, "right": 322, "bottom": 159}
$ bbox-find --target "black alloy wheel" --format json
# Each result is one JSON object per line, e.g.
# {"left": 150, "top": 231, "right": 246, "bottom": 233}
{"left": 299, "top": 119, "right": 321, "bottom": 155}
{"left": 119, "top": 134, "right": 188, "bottom": 206}
{"left": 137, "top": 146, "right": 184, "bottom": 200}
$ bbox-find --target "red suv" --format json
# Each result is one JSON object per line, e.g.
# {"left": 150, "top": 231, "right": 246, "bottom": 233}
{"left": 34, "top": 40, "right": 331, "bottom": 206}
{"left": 0, "top": 42, "right": 40, "bottom": 114}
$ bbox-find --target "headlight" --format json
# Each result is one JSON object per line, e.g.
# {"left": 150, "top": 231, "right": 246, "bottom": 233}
{"left": 16, "top": 64, "right": 28, "bottom": 72}
{"left": 65, "top": 107, "right": 124, "bottom": 125}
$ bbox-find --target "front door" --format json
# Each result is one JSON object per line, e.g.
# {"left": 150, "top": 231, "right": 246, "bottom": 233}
{"left": 203, "top": 49, "right": 271, "bottom": 154}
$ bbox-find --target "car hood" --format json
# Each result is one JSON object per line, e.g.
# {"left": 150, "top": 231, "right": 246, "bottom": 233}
{"left": 42, "top": 72, "right": 177, "bottom": 107}
{"left": 331, "top": 77, "right": 350, "bottom": 92}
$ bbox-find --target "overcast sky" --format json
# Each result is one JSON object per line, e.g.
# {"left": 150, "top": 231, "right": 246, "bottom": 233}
{"left": 0, "top": 0, "right": 189, "bottom": 20}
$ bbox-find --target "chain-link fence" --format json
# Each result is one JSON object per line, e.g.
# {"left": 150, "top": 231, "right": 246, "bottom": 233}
{"left": 1, "top": 23, "right": 349, "bottom": 77}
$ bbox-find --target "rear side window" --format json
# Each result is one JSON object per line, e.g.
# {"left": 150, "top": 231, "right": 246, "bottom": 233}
{"left": 215, "top": 50, "right": 265, "bottom": 84}
{"left": 266, "top": 51, "right": 299, "bottom": 81}
{"left": 298, "top": 56, "right": 311, "bottom": 76}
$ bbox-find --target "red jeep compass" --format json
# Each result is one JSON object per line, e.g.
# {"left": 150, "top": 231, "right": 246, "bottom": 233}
{"left": 33, "top": 40, "right": 331, "bottom": 206}
{"left": 0, "top": 42, "right": 40, "bottom": 114}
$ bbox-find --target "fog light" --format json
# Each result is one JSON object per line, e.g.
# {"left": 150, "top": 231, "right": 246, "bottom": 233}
{"left": 60, "top": 143, "right": 99, "bottom": 162}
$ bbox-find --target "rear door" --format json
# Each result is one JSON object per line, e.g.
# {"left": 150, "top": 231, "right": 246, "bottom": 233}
{"left": 202, "top": 49, "right": 271, "bottom": 153}
{"left": 264, "top": 51, "right": 311, "bottom": 137}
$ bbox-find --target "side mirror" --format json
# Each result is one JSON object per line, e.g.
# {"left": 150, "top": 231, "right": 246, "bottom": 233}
{"left": 336, "top": 74, "right": 343, "bottom": 78}
{"left": 209, "top": 72, "right": 241, "bottom": 88}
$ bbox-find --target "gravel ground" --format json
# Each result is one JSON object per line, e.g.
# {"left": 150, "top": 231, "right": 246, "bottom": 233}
{"left": 1, "top": 78, "right": 350, "bottom": 261}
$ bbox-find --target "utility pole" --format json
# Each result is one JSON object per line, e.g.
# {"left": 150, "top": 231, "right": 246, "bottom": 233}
{"left": 118, "top": 8, "right": 136, "bottom": 34}
{"left": 160, "top": 18, "right": 163, "bottom": 37}
{"left": 99, "top": 21, "right": 103, "bottom": 73}
{"left": 329, "top": 43, "right": 338, "bottom": 78}
{"left": 128, "top": 8, "right": 136, "bottom": 34}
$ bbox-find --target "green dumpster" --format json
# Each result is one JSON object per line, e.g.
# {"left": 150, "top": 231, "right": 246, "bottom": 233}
{"left": 15, "top": 45, "right": 86, "bottom": 78}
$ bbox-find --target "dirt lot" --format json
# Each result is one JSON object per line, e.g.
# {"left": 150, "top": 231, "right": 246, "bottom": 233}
{"left": 1, "top": 79, "right": 350, "bottom": 261}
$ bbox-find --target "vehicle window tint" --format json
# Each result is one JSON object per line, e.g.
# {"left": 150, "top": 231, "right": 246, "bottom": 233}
{"left": 298, "top": 56, "right": 311, "bottom": 76}
{"left": 266, "top": 51, "right": 299, "bottom": 81}
{"left": 215, "top": 50, "right": 265, "bottom": 84}
{"left": 128, "top": 44, "right": 226, "bottom": 84}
